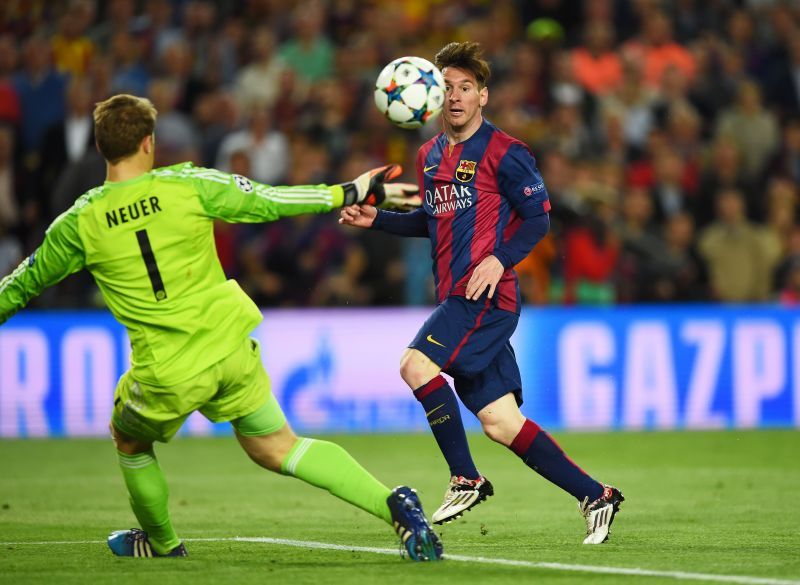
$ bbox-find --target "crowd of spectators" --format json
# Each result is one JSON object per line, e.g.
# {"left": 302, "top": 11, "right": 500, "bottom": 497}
{"left": 0, "top": 0, "right": 799, "bottom": 308}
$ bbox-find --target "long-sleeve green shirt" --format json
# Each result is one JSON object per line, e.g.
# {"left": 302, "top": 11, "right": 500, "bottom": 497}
{"left": 0, "top": 162, "right": 344, "bottom": 386}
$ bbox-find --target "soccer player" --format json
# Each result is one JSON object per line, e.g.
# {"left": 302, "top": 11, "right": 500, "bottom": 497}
{"left": 340, "top": 42, "right": 624, "bottom": 544}
{"left": 0, "top": 94, "right": 442, "bottom": 561}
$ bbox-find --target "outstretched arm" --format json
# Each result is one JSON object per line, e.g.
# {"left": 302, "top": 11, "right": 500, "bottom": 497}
{"left": 339, "top": 205, "right": 429, "bottom": 237}
{"left": 0, "top": 207, "right": 86, "bottom": 325}
{"left": 186, "top": 163, "right": 409, "bottom": 223}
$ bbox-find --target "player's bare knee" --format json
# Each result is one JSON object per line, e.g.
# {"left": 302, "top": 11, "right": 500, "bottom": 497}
{"left": 481, "top": 420, "right": 508, "bottom": 445}
{"left": 240, "top": 439, "right": 283, "bottom": 472}
{"left": 110, "top": 434, "right": 121, "bottom": 451}
{"left": 477, "top": 394, "right": 526, "bottom": 446}
{"left": 399, "top": 349, "right": 439, "bottom": 389}
{"left": 261, "top": 435, "right": 298, "bottom": 473}
{"left": 398, "top": 358, "right": 419, "bottom": 387}
{"left": 256, "top": 451, "right": 284, "bottom": 473}
{"left": 110, "top": 424, "right": 152, "bottom": 454}
{"left": 237, "top": 424, "right": 297, "bottom": 473}
{"left": 479, "top": 413, "right": 520, "bottom": 446}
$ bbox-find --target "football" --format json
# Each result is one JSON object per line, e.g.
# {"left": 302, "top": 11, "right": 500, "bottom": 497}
{"left": 374, "top": 56, "right": 445, "bottom": 129}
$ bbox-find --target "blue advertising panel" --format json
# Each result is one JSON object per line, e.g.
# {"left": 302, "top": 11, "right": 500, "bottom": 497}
{"left": 0, "top": 312, "right": 128, "bottom": 437}
{"left": 515, "top": 306, "right": 800, "bottom": 430}
{"left": 0, "top": 306, "right": 798, "bottom": 437}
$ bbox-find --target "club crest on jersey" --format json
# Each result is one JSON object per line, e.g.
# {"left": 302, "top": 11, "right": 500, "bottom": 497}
{"left": 455, "top": 160, "right": 477, "bottom": 182}
{"left": 233, "top": 174, "right": 253, "bottom": 193}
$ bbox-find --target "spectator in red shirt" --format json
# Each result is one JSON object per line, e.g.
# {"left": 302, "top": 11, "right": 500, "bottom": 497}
{"left": 563, "top": 186, "right": 619, "bottom": 304}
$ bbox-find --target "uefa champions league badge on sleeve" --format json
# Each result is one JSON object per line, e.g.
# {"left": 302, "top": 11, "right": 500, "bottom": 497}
{"left": 233, "top": 174, "right": 254, "bottom": 193}
{"left": 523, "top": 182, "right": 545, "bottom": 197}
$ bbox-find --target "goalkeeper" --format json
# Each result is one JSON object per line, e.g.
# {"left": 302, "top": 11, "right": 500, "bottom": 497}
{"left": 0, "top": 94, "right": 439, "bottom": 561}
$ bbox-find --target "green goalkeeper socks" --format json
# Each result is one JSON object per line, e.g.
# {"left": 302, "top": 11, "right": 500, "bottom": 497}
{"left": 116, "top": 439, "right": 392, "bottom": 553}
{"left": 117, "top": 450, "right": 180, "bottom": 555}
{"left": 281, "top": 438, "right": 393, "bottom": 525}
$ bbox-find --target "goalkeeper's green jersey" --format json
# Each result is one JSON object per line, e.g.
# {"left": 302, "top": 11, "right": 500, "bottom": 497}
{"left": 0, "top": 162, "right": 344, "bottom": 386}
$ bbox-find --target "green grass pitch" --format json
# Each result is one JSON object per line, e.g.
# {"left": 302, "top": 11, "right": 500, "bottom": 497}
{"left": 1, "top": 431, "right": 798, "bottom": 584}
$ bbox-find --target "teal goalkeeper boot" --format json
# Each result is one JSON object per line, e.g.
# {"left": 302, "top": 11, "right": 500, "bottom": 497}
{"left": 107, "top": 528, "right": 187, "bottom": 557}
{"left": 386, "top": 486, "right": 443, "bottom": 561}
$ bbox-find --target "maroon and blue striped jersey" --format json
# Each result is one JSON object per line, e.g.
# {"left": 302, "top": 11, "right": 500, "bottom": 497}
{"left": 416, "top": 119, "right": 550, "bottom": 313}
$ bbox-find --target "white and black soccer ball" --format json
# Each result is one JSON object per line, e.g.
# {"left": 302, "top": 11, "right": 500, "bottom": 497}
{"left": 374, "top": 56, "right": 445, "bottom": 130}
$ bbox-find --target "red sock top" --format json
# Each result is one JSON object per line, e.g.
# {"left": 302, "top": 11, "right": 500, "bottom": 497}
{"left": 509, "top": 419, "right": 541, "bottom": 457}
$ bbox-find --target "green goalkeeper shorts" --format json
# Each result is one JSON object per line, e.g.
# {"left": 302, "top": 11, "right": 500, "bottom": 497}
{"left": 111, "top": 337, "right": 286, "bottom": 443}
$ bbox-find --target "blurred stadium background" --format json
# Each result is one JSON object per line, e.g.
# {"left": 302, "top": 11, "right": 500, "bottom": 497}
{"left": 0, "top": 0, "right": 799, "bottom": 438}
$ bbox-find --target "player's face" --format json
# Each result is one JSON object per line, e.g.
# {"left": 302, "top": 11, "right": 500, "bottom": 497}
{"left": 442, "top": 66, "right": 488, "bottom": 133}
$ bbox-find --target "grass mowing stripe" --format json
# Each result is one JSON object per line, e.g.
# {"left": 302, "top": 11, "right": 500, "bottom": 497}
{"left": 4, "top": 536, "right": 798, "bottom": 585}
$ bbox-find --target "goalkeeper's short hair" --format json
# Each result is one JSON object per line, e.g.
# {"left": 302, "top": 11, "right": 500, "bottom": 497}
{"left": 94, "top": 94, "right": 158, "bottom": 165}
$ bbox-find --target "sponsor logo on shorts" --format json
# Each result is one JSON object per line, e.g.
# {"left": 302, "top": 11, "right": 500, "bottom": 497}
{"left": 426, "top": 334, "right": 445, "bottom": 348}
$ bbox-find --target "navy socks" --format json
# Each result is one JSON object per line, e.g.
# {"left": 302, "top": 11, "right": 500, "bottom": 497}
{"left": 510, "top": 419, "right": 604, "bottom": 502}
{"left": 414, "top": 375, "right": 480, "bottom": 479}
{"left": 415, "top": 379, "right": 601, "bottom": 502}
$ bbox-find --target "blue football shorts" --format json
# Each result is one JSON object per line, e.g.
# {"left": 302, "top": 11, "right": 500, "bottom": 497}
{"left": 408, "top": 295, "right": 523, "bottom": 414}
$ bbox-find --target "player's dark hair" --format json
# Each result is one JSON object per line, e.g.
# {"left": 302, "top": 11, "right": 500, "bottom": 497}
{"left": 93, "top": 94, "right": 157, "bottom": 165}
{"left": 434, "top": 42, "right": 491, "bottom": 88}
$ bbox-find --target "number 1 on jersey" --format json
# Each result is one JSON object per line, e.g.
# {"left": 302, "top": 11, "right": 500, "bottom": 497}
{"left": 135, "top": 229, "right": 167, "bottom": 301}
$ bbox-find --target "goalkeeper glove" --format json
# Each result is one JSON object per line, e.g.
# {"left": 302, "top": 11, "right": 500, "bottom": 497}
{"left": 342, "top": 164, "right": 402, "bottom": 206}
{"left": 379, "top": 183, "right": 422, "bottom": 210}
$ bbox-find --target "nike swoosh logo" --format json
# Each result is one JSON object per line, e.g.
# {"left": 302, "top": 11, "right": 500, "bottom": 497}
{"left": 426, "top": 334, "right": 445, "bottom": 348}
{"left": 426, "top": 403, "right": 445, "bottom": 417}
{"left": 423, "top": 164, "right": 438, "bottom": 173}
